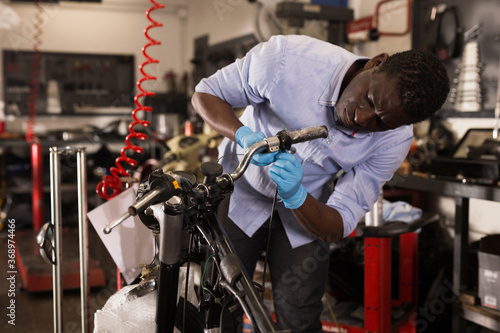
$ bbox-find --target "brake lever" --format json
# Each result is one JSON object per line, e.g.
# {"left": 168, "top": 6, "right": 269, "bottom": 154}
{"left": 102, "top": 186, "right": 165, "bottom": 234}
{"left": 102, "top": 170, "right": 182, "bottom": 234}
{"left": 102, "top": 211, "right": 131, "bottom": 234}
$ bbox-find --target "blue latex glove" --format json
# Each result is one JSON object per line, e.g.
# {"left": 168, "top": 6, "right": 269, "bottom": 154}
{"left": 269, "top": 152, "right": 308, "bottom": 209}
{"left": 235, "top": 126, "right": 277, "bottom": 166}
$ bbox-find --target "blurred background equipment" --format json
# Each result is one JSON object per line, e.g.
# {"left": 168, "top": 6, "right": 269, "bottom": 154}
{"left": 449, "top": 24, "right": 484, "bottom": 112}
{"left": 276, "top": 1, "right": 353, "bottom": 45}
{"left": 2, "top": 50, "right": 135, "bottom": 116}
{"left": 346, "top": 0, "right": 412, "bottom": 43}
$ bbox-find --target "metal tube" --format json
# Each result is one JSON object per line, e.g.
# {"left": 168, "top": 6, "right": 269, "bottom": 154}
{"left": 230, "top": 140, "right": 268, "bottom": 181}
{"left": 103, "top": 211, "right": 131, "bottom": 234}
{"left": 49, "top": 146, "right": 90, "bottom": 333}
{"left": 365, "top": 190, "right": 384, "bottom": 227}
{"left": 128, "top": 186, "right": 164, "bottom": 216}
{"left": 49, "top": 147, "right": 63, "bottom": 333}
{"left": 76, "top": 148, "right": 89, "bottom": 333}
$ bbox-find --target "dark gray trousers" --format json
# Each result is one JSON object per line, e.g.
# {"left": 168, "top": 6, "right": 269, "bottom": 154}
{"left": 223, "top": 214, "right": 330, "bottom": 333}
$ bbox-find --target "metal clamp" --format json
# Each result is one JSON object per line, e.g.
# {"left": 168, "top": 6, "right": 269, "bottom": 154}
{"left": 265, "top": 135, "right": 281, "bottom": 152}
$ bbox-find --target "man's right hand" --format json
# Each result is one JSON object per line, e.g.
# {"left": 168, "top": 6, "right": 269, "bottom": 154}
{"left": 235, "top": 126, "right": 277, "bottom": 166}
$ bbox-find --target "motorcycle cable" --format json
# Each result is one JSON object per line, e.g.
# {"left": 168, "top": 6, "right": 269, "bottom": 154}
{"left": 260, "top": 146, "right": 295, "bottom": 300}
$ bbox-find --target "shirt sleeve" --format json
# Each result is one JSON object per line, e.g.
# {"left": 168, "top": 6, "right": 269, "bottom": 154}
{"left": 326, "top": 134, "right": 413, "bottom": 237}
{"left": 194, "top": 35, "right": 287, "bottom": 108}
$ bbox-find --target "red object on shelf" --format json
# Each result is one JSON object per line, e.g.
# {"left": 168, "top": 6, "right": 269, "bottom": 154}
{"left": 184, "top": 120, "right": 194, "bottom": 136}
{"left": 30, "top": 142, "right": 44, "bottom": 231}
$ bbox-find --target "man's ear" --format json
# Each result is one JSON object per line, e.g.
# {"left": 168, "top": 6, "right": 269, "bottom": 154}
{"left": 364, "top": 53, "right": 389, "bottom": 69}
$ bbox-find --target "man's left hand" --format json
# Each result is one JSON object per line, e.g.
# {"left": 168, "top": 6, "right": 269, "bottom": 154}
{"left": 269, "top": 152, "right": 308, "bottom": 209}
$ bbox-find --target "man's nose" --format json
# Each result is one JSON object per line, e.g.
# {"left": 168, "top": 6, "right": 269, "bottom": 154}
{"left": 353, "top": 108, "right": 375, "bottom": 128}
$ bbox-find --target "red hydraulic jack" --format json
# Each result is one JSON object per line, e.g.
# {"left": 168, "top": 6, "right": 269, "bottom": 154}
{"left": 329, "top": 195, "right": 440, "bottom": 333}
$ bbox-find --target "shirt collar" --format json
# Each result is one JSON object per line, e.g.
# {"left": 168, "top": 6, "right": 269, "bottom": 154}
{"left": 318, "top": 55, "right": 369, "bottom": 107}
{"left": 318, "top": 54, "right": 370, "bottom": 138}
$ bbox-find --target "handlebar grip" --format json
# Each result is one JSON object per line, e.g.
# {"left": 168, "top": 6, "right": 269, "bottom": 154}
{"left": 128, "top": 186, "right": 165, "bottom": 216}
{"left": 287, "top": 126, "right": 328, "bottom": 145}
{"left": 130, "top": 175, "right": 180, "bottom": 216}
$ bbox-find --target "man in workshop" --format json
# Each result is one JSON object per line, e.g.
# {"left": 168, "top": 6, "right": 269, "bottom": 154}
{"left": 191, "top": 34, "right": 450, "bottom": 332}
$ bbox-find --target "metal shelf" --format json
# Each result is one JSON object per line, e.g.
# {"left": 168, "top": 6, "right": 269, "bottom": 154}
{"left": 0, "top": 138, "right": 124, "bottom": 148}
{"left": 19, "top": 112, "right": 132, "bottom": 117}
{"left": 462, "top": 302, "right": 500, "bottom": 332}
{"left": 388, "top": 174, "right": 500, "bottom": 332}
{"left": 386, "top": 173, "right": 500, "bottom": 202}
{"left": 436, "top": 108, "right": 496, "bottom": 119}
{"left": 7, "top": 183, "right": 100, "bottom": 195}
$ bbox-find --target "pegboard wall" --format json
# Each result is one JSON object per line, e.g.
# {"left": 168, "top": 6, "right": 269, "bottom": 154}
{"left": 2, "top": 50, "right": 134, "bottom": 116}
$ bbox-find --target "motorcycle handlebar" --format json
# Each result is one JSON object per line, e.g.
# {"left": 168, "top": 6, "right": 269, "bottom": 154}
{"left": 103, "top": 125, "right": 328, "bottom": 233}
{"left": 230, "top": 125, "right": 328, "bottom": 181}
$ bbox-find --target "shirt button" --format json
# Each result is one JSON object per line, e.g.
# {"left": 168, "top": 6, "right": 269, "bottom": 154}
{"left": 326, "top": 139, "right": 331, "bottom": 144}
{"left": 321, "top": 146, "right": 326, "bottom": 150}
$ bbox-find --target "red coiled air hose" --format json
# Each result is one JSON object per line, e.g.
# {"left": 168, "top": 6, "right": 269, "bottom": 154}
{"left": 97, "top": 0, "right": 165, "bottom": 199}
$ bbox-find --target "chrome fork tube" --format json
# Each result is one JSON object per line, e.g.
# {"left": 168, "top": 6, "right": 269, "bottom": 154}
{"left": 49, "top": 147, "right": 63, "bottom": 333}
{"left": 49, "top": 146, "right": 89, "bottom": 333}
{"left": 76, "top": 148, "right": 89, "bottom": 333}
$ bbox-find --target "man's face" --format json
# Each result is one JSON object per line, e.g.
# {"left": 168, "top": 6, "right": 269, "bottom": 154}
{"left": 335, "top": 69, "right": 412, "bottom": 132}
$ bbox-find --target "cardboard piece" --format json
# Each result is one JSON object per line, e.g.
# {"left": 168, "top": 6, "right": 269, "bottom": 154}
{"left": 88, "top": 185, "right": 155, "bottom": 284}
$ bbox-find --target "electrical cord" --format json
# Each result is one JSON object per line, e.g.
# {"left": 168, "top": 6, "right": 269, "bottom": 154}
{"left": 260, "top": 186, "right": 278, "bottom": 300}
{"left": 259, "top": 147, "right": 295, "bottom": 300}
{"left": 202, "top": 254, "right": 223, "bottom": 307}
{"left": 324, "top": 292, "right": 342, "bottom": 332}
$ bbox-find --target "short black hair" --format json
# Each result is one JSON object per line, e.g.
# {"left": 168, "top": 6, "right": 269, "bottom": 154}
{"left": 376, "top": 49, "right": 450, "bottom": 124}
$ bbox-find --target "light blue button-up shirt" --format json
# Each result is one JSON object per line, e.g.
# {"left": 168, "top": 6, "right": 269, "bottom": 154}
{"left": 195, "top": 35, "right": 413, "bottom": 248}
